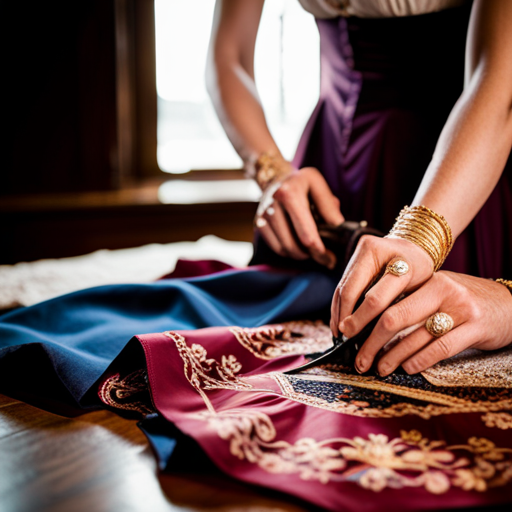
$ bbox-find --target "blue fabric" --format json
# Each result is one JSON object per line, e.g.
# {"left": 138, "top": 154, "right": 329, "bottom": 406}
{"left": 0, "top": 268, "right": 337, "bottom": 409}
{"left": 138, "top": 414, "right": 179, "bottom": 471}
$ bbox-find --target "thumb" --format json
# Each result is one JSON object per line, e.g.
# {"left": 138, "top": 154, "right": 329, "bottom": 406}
{"left": 306, "top": 170, "right": 344, "bottom": 226}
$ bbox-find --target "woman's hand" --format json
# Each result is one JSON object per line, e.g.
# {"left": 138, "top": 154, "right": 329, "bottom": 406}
{"left": 331, "top": 235, "right": 434, "bottom": 338}
{"left": 255, "top": 166, "right": 344, "bottom": 268}
{"left": 351, "top": 271, "right": 512, "bottom": 376}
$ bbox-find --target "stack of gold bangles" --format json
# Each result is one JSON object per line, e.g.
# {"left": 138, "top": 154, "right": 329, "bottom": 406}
{"left": 385, "top": 205, "right": 454, "bottom": 339}
{"left": 386, "top": 205, "right": 453, "bottom": 272}
{"left": 496, "top": 279, "right": 512, "bottom": 295}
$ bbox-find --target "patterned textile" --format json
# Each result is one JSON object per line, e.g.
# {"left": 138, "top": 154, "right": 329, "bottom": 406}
{"left": 98, "top": 320, "right": 512, "bottom": 511}
{"left": 1, "top": 258, "right": 512, "bottom": 510}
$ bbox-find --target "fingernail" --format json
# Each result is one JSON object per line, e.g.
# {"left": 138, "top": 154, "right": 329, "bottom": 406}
{"left": 402, "top": 364, "right": 414, "bottom": 375}
{"left": 326, "top": 251, "right": 337, "bottom": 270}
{"left": 378, "top": 363, "right": 390, "bottom": 377}
{"left": 355, "top": 357, "right": 367, "bottom": 373}
{"left": 320, "top": 255, "right": 332, "bottom": 268}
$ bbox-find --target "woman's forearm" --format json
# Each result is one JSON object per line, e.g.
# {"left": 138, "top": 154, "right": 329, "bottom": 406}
{"left": 413, "top": 72, "right": 512, "bottom": 237}
{"left": 413, "top": 0, "right": 512, "bottom": 238}
{"left": 206, "top": 58, "right": 279, "bottom": 163}
{"left": 206, "top": 0, "right": 281, "bottom": 167}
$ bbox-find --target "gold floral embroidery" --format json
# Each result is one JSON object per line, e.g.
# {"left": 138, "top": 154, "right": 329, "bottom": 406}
{"left": 196, "top": 406, "right": 512, "bottom": 493}
{"left": 194, "top": 409, "right": 347, "bottom": 484}
{"left": 482, "top": 412, "right": 512, "bottom": 430}
{"left": 164, "top": 331, "right": 254, "bottom": 412}
{"left": 166, "top": 330, "right": 512, "bottom": 494}
{"left": 229, "top": 320, "right": 332, "bottom": 360}
{"left": 98, "top": 369, "right": 154, "bottom": 415}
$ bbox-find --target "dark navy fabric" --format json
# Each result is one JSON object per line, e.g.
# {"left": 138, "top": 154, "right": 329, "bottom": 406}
{"left": 0, "top": 268, "right": 337, "bottom": 411}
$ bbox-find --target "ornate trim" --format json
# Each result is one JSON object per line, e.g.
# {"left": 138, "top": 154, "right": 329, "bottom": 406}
{"left": 98, "top": 369, "right": 154, "bottom": 415}
{"left": 272, "top": 371, "right": 512, "bottom": 420}
{"left": 229, "top": 320, "right": 332, "bottom": 360}
{"left": 422, "top": 347, "right": 512, "bottom": 388}
{"left": 166, "top": 331, "right": 512, "bottom": 494}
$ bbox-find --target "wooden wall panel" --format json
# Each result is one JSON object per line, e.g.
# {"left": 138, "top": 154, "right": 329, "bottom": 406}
{"left": 2, "top": 1, "right": 119, "bottom": 194}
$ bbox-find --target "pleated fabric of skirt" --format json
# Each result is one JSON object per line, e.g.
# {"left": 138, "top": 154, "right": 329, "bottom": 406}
{"left": 291, "top": 3, "right": 512, "bottom": 278}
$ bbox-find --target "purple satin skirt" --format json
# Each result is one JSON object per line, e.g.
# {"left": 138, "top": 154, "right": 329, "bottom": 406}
{"left": 292, "top": 4, "right": 512, "bottom": 279}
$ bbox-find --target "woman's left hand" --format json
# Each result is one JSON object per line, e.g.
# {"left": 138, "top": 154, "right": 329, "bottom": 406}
{"left": 349, "top": 271, "right": 512, "bottom": 376}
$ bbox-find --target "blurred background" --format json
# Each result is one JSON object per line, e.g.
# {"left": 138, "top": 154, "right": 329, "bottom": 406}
{"left": 1, "top": 0, "right": 319, "bottom": 265}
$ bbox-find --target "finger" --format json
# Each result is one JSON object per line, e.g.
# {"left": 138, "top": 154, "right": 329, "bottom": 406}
{"left": 401, "top": 323, "right": 476, "bottom": 374}
{"left": 375, "top": 322, "right": 435, "bottom": 377}
{"left": 337, "top": 236, "right": 385, "bottom": 328}
{"left": 274, "top": 183, "right": 335, "bottom": 268}
{"left": 330, "top": 287, "right": 341, "bottom": 337}
{"left": 255, "top": 217, "right": 287, "bottom": 258}
{"left": 265, "top": 202, "right": 309, "bottom": 260}
{"left": 341, "top": 265, "right": 413, "bottom": 339}
{"left": 354, "top": 277, "right": 448, "bottom": 373}
{"left": 307, "top": 169, "right": 345, "bottom": 226}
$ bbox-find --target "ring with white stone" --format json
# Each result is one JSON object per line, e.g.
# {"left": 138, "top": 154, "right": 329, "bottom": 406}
{"left": 266, "top": 206, "right": 275, "bottom": 216}
{"left": 255, "top": 217, "right": 267, "bottom": 229}
{"left": 385, "top": 258, "right": 410, "bottom": 277}
{"left": 425, "top": 312, "right": 454, "bottom": 338}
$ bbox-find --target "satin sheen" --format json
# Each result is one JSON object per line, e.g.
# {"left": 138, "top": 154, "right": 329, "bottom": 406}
{"left": 286, "top": 3, "right": 512, "bottom": 279}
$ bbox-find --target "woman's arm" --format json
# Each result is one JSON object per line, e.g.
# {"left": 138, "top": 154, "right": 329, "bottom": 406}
{"left": 207, "top": 0, "right": 343, "bottom": 268}
{"left": 331, "top": 0, "right": 512, "bottom": 372}
{"left": 413, "top": 0, "right": 512, "bottom": 235}
{"left": 206, "top": 0, "right": 276, "bottom": 163}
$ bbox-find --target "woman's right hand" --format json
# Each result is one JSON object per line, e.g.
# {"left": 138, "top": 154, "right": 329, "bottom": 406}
{"left": 331, "top": 235, "right": 435, "bottom": 338}
{"left": 254, "top": 166, "right": 344, "bottom": 269}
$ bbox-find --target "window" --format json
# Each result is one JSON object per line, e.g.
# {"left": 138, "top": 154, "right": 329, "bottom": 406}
{"left": 155, "top": 0, "right": 320, "bottom": 175}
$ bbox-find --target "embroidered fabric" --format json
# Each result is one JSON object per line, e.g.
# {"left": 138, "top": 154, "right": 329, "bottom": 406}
{"left": 99, "top": 321, "right": 512, "bottom": 422}
{"left": 131, "top": 322, "right": 512, "bottom": 510}
{"left": 98, "top": 369, "right": 155, "bottom": 415}
{"left": 422, "top": 347, "right": 512, "bottom": 388}
{"left": 98, "top": 319, "right": 512, "bottom": 510}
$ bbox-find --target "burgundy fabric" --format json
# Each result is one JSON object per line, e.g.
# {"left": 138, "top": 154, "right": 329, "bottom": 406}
{"left": 161, "top": 260, "right": 288, "bottom": 280}
{"left": 291, "top": 4, "right": 512, "bottom": 278}
{"left": 161, "top": 259, "right": 236, "bottom": 280}
{"left": 137, "top": 327, "right": 512, "bottom": 512}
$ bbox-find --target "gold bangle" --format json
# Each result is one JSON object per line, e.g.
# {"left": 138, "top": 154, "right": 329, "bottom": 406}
{"left": 496, "top": 279, "right": 512, "bottom": 295}
{"left": 386, "top": 205, "right": 453, "bottom": 272}
{"left": 250, "top": 151, "right": 294, "bottom": 190}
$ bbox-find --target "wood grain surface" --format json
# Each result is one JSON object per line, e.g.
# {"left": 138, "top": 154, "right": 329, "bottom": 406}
{"left": 0, "top": 393, "right": 311, "bottom": 512}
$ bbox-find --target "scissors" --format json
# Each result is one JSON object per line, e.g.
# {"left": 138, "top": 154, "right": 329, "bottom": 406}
{"left": 285, "top": 266, "right": 405, "bottom": 376}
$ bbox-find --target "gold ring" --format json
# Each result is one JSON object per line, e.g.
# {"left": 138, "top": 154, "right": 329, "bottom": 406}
{"left": 425, "top": 312, "right": 454, "bottom": 338}
{"left": 385, "top": 258, "right": 410, "bottom": 277}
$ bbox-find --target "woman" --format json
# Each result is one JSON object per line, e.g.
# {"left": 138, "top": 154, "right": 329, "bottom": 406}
{"left": 2, "top": 2, "right": 512, "bottom": 510}
{"left": 207, "top": 0, "right": 512, "bottom": 374}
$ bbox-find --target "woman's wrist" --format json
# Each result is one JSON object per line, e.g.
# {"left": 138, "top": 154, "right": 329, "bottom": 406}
{"left": 385, "top": 205, "right": 454, "bottom": 272}
{"left": 245, "top": 151, "right": 295, "bottom": 190}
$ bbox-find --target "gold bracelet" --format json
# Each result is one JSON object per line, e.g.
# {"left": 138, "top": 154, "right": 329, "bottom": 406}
{"left": 250, "top": 151, "right": 294, "bottom": 190}
{"left": 386, "top": 205, "right": 453, "bottom": 272}
{"left": 496, "top": 279, "right": 512, "bottom": 295}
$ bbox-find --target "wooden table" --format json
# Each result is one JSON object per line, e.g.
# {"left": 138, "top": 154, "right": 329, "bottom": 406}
{"left": 0, "top": 393, "right": 310, "bottom": 512}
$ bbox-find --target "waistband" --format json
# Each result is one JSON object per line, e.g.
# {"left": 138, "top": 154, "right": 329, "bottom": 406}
{"left": 316, "top": 4, "right": 472, "bottom": 108}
